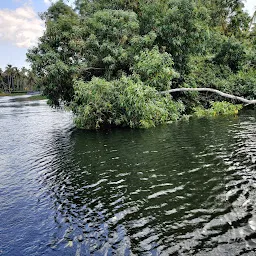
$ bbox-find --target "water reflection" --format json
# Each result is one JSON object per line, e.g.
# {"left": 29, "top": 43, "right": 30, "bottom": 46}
{"left": 0, "top": 96, "right": 256, "bottom": 255}
{"left": 36, "top": 111, "right": 256, "bottom": 255}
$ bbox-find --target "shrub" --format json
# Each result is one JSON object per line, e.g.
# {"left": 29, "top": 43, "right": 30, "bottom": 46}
{"left": 132, "top": 46, "right": 179, "bottom": 91}
{"left": 185, "top": 56, "right": 256, "bottom": 99}
{"left": 213, "top": 37, "right": 246, "bottom": 72}
{"left": 185, "top": 56, "right": 233, "bottom": 91}
{"left": 193, "top": 101, "right": 243, "bottom": 117}
{"left": 229, "top": 68, "right": 256, "bottom": 99}
{"left": 70, "top": 76, "right": 184, "bottom": 129}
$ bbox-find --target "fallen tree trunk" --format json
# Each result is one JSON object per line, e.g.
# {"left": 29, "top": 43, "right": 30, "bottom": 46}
{"left": 160, "top": 88, "right": 256, "bottom": 105}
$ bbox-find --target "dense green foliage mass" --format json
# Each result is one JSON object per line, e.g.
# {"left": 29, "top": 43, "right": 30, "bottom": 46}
{"left": 27, "top": 0, "right": 256, "bottom": 129}
{"left": 71, "top": 76, "right": 183, "bottom": 129}
{"left": 193, "top": 101, "right": 243, "bottom": 117}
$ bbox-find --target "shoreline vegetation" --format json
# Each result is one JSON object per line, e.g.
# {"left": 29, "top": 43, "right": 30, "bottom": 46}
{"left": 0, "top": 65, "right": 37, "bottom": 94}
{"left": 23, "top": 0, "right": 256, "bottom": 129}
{"left": 0, "top": 92, "right": 46, "bottom": 101}
{"left": 0, "top": 92, "right": 27, "bottom": 96}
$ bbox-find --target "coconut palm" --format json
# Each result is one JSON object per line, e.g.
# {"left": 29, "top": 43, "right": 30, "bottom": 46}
{"left": 4, "top": 65, "right": 13, "bottom": 93}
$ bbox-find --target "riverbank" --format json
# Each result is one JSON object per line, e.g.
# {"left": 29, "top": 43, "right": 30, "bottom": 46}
{"left": 0, "top": 92, "right": 27, "bottom": 96}
{"left": 15, "top": 95, "right": 47, "bottom": 101}
{"left": 0, "top": 93, "right": 46, "bottom": 101}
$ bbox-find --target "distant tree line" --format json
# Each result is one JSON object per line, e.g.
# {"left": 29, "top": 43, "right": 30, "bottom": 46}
{"left": 0, "top": 65, "right": 37, "bottom": 93}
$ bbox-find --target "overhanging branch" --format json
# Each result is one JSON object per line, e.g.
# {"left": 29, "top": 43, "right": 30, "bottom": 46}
{"left": 160, "top": 88, "right": 256, "bottom": 105}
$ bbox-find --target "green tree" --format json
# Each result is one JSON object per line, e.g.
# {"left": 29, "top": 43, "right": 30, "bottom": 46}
{"left": 81, "top": 9, "right": 156, "bottom": 80}
{"left": 77, "top": 0, "right": 207, "bottom": 74}
{"left": 200, "top": 0, "right": 249, "bottom": 33}
{"left": 27, "top": 2, "right": 158, "bottom": 105}
{"left": 27, "top": 0, "right": 80, "bottom": 105}
{"left": 213, "top": 37, "right": 246, "bottom": 72}
{"left": 132, "top": 46, "right": 179, "bottom": 90}
{"left": 27, "top": 0, "right": 256, "bottom": 129}
{"left": 71, "top": 76, "right": 184, "bottom": 129}
{"left": 4, "top": 65, "right": 13, "bottom": 93}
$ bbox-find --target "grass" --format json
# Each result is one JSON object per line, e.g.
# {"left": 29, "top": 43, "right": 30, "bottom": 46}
{"left": 0, "top": 92, "right": 47, "bottom": 101}
{"left": 0, "top": 92, "right": 27, "bottom": 96}
{"left": 13, "top": 95, "right": 47, "bottom": 101}
{"left": 25, "top": 95, "right": 47, "bottom": 101}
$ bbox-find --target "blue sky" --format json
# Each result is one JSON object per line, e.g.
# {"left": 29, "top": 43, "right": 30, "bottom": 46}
{"left": 0, "top": 0, "right": 49, "bottom": 70}
{"left": 0, "top": 0, "right": 255, "bottom": 70}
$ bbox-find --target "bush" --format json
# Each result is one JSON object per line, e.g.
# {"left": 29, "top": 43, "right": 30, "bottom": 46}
{"left": 185, "top": 56, "right": 256, "bottom": 99}
{"left": 71, "top": 76, "right": 184, "bottom": 129}
{"left": 213, "top": 37, "right": 246, "bottom": 72}
{"left": 185, "top": 56, "right": 233, "bottom": 90}
{"left": 132, "top": 46, "right": 179, "bottom": 91}
{"left": 193, "top": 101, "right": 243, "bottom": 117}
{"left": 229, "top": 69, "right": 256, "bottom": 99}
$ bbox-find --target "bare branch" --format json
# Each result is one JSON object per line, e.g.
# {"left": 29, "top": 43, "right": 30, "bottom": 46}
{"left": 160, "top": 88, "right": 256, "bottom": 105}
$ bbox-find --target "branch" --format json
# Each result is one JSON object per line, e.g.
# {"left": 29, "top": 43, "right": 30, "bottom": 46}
{"left": 160, "top": 88, "right": 256, "bottom": 105}
{"left": 81, "top": 67, "right": 105, "bottom": 71}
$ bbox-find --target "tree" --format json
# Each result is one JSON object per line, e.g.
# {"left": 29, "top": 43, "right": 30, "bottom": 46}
{"left": 12, "top": 67, "right": 19, "bottom": 91}
{"left": 4, "top": 65, "right": 13, "bottom": 93}
{"left": 27, "top": 2, "right": 157, "bottom": 105}
{"left": 27, "top": 0, "right": 256, "bottom": 129}
{"left": 27, "top": 0, "right": 80, "bottom": 105}
{"left": 28, "top": 0, "right": 206, "bottom": 105}
{"left": 19, "top": 67, "right": 27, "bottom": 91}
{"left": 0, "top": 65, "right": 37, "bottom": 93}
{"left": 76, "top": 0, "right": 207, "bottom": 74}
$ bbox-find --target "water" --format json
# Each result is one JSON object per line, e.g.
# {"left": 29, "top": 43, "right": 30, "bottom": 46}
{"left": 0, "top": 96, "right": 256, "bottom": 256}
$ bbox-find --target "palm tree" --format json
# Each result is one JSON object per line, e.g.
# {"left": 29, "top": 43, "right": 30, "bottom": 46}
{"left": 20, "top": 67, "right": 28, "bottom": 91}
{"left": 0, "top": 68, "right": 4, "bottom": 91}
{"left": 27, "top": 70, "right": 36, "bottom": 91}
{"left": 4, "top": 65, "right": 13, "bottom": 93}
{"left": 11, "top": 66, "right": 19, "bottom": 91}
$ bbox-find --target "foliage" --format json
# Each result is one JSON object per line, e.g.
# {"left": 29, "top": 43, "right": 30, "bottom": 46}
{"left": 132, "top": 47, "right": 179, "bottom": 91}
{"left": 185, "top": 56, "right": 233, "bottom": 90}
{"left": 156, "top": 0, "right": 206, "bottom": 74}
{"left": 27, "top": 1, "right": 80, "bottom": 105}
{"left": 228, "top": 68, "right": 256, "bottom": 99}
{"left": 193, "top": 101, "right": 243, "bottom": 117}
{"left": 0, "top": 65, "right": 37, "bottom": 93}
{"left": 28, "top": 5, "right": 158, "bottom": 105}
{"left": 26, "top": 0, "right": 256, "bottom": 129}
{"left": 71, "top": 76, "right": 184, "bottom": 129}
{"left": 75, "top": 0, "right": 138, "bottom": 15}
{"left": 213, "top": 37, "right": 246, "bottom": 72}
{"left": 186, "top": 53, "right": 256, "bottom": 96}
{"left": 200, "top": 0, "right": 250, "bottom": 36}
{"left": 82, "top": 9, "right": 156, "bottom": 80}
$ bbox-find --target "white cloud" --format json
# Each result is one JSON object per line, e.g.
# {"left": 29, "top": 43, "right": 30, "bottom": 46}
{"left": 244, "top": 0, "right": 256, "bottom": 16}
{"left": 66, "top": 0, "right": 76, "bottom": 8}
{"left": 44, "top": 0, "right": 51, "bottom": 5}
{"left": 44, "top": 0, "right": 76, "bottom": 8}
{"left": 0, "top": 5, "right": 44, "bottom": 48}
{"left": 44, "top": 0, "right": 61, "bottom": 6}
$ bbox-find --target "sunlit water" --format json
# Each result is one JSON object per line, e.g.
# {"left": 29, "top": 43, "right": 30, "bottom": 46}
{"left": 0, "top": 96, "right": 256, "bottom": 256}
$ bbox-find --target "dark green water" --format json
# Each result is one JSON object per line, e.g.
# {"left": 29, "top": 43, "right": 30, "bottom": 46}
{"left": 0, "top": 96, "right": 256, "bottom": 255}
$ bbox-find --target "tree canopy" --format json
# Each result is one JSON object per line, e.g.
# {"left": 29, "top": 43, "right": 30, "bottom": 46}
{"left": 27, "top": 0, "right": 256, "bottom": 129}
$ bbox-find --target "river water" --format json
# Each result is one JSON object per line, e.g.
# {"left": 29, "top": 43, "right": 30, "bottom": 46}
{"left": 0, "top": 96, "right": 256, "bottom": 256}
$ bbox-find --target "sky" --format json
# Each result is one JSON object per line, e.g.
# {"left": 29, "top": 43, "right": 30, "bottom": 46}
{"left": 0, "top": 0, "right": 255, "bottom": 70}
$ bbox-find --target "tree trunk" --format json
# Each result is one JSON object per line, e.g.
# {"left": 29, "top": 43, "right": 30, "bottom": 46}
{"left": 160, "top": 88, "right": 256, "bottom": 105}
{"left": 8, "top": 76, "right": 11, "bottom": 93}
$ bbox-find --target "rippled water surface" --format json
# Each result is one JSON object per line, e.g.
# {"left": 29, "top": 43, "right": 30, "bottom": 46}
{"left": 0, "top": 96, "right": 256, "bottom": 255}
